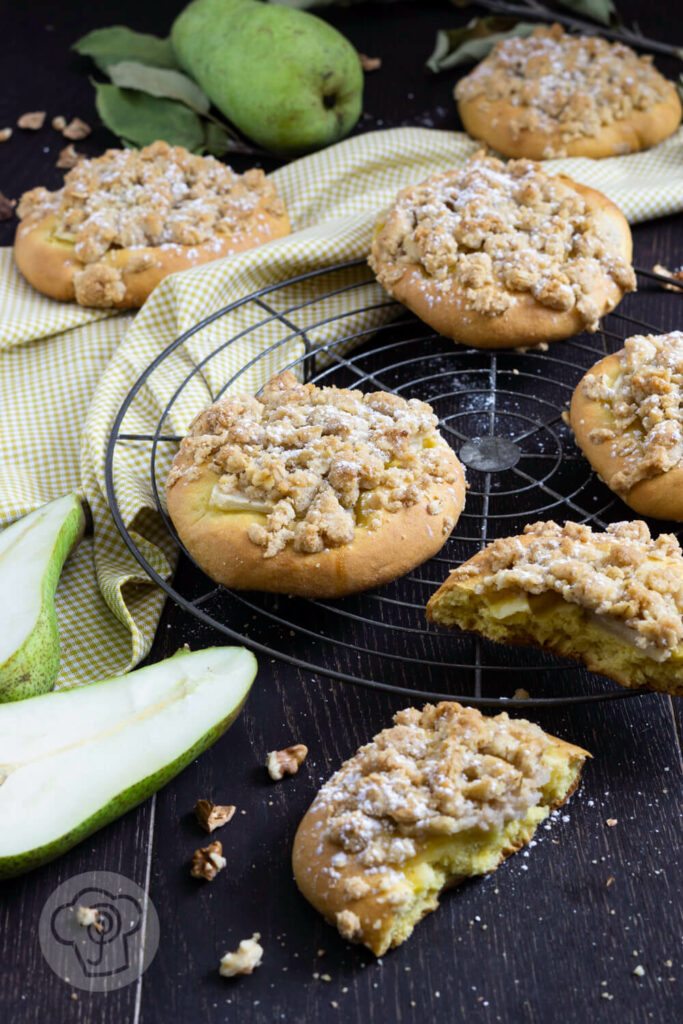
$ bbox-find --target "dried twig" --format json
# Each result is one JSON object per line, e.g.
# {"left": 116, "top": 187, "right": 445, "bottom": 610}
{"left": 468, "top": 0, "right": 683, "bottom": 59}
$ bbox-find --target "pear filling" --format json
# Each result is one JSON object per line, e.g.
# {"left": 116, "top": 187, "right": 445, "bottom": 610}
{"left": 209, "top": 486, "right": 273, "bottom": 515}
{"left": 434, "top": 520, "right": 683, "bottom": 660}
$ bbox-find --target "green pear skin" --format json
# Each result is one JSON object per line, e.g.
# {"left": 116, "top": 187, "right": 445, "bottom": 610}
{"left": 0, "top": 494, "right": 85, "bottom": 703}
{"left": 171, "top": 0, "right": 364, "bottom": 155}
{"left": 0, "top": 646, "right": 257, "bottom": 878}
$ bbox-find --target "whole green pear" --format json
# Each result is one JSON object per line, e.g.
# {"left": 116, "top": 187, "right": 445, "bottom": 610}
{"left": 171, "top": 0, "right": 364, "bottom": 156}
{"left": 0, "top": 494, "right": 85, "bottom": 703}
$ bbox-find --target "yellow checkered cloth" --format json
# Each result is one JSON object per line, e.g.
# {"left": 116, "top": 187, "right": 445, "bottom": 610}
{"left": 2, "top": 126, "right": 683, "bottom": 687}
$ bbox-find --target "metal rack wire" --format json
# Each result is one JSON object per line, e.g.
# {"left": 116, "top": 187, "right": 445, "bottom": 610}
{"left": 104, "top": 259, "right": 682, "bottom": 707}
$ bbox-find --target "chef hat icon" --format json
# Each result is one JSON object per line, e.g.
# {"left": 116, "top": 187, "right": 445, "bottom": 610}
{"left": 51, "top": 886, "right": 143, "bottom": 979}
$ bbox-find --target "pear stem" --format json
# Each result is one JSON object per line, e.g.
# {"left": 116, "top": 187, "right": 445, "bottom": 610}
{"left": 180, "top": 98, "right": 268, "bottom": 157}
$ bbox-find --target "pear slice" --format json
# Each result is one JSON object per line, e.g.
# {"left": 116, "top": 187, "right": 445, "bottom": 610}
{"left": 0, "top": 494, "right": 86, "bottom": 703}
{"left": 0, "top": 646, "right": 257, "bottom": 878}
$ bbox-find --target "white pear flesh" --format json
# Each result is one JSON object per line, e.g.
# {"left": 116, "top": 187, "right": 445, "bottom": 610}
{"left": 0, "top": 646, "right": 257, "bottom": 878}
{"left": 0, "top": 493, "right": 85, "bottom": 702}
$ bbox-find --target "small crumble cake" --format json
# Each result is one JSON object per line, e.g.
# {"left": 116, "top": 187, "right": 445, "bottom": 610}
{"left": 427, "top": 519, "right": 683, "bottom": 695}
{"left": 14, "top": 141, "right": 290, "bottom": 308}
{"left": 455, "top": 24, "right": 682, "bottom": 160}
{"left": 165, "top": 371, "right": 466, "bottom": 598}
{"left": 571, "top": 332, "right": 683, "bottom": 520}
{"left": 368, "top": 153, "right": 634, "bottom": 349}
{"left": 292, "top": 701, "right": 588, "bottom": 956}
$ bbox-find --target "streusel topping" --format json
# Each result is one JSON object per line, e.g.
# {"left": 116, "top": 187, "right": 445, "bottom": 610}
{"left": 369, "top": 153, "right": 635, "bottom": 330}
{"left": 167, "top": 371, "right": 462, "bottom": 558}
{"left": 309, "top": 702, "right": 557, "bottom": 885}
{"left": 581, "top": 332, "right": 683, "bottom": 494}
{"left": 455, "top": 24, "right": 673, "bottom": 157}
{"left": 460, "top": 519, "right": 683, "bottom": 654}
{"left": 16, "top": 141, "right": 286, "bottom": 305}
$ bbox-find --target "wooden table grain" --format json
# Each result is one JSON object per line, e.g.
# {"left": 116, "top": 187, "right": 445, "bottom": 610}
{"left": 1, "top": 3, "right": 681, "bottom": 1023}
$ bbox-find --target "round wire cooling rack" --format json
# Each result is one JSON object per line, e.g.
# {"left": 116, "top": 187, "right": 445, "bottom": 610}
{"left": 104, "top": 258, "right": 683, "bottom": 707}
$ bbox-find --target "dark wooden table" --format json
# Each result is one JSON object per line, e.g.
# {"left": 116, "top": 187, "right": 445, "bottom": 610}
{"left": 1, "top": 3, "right": 681, "bottom": 1022}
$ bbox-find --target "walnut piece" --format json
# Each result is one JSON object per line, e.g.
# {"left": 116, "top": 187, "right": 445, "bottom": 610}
{"left": 266, "top": 744, "right": 308, "bottom": 780}
{"left": 51, "top": 115, "right": 67, "bottom": 131}
{"left": 194, "top": 799, "right": 236, "bottom": 833}
{"left": 359, "top": 53, "right": 382, "bottom": 72}
{"left": 190, "top": 840, "right": 227, "bottom": 880}
{"left": 0, "top": 192, "right": 16, "bottom": 221}
{"left": 56, "top": 144, "right": 81, "bottom": 169}
{"left": 17, "top": 111, "right": 46, "bottom": 130}
{"left": 76, "top": 906, "right": 103, "bottom": 932}
{"left": 62, "top": 117, "right": 91, "bottom": 140}
{"left": 219, "top": 933, "right": 263, "bottom": 977}
{"left": 455, "top": 24, "right": 674, "bottom": 157}
{"left": 0, "top": 128, "right": 12, "bottom": 142}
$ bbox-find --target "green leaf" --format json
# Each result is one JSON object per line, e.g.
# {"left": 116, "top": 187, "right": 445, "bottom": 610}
{"left": 426, "top": 18, "right": 538, "bottom": 74}
{"left": 203, "top": 121, "right": 231, "bottom": 156}
{"left": 555, "top": 0, "right": 618, "bottom": 27}
{"left": 93, "top": 82, "right": 205, "bottom": 151}
{"left": 107, "top": 61, "right": 211, "bottom": 114}
{"left": 73, "top": 26, "right": 179, "bottom": 73}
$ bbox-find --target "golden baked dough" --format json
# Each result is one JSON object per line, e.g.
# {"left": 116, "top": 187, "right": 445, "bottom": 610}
{"left": 166, "top": 371, "right": 466, "bottom": 598}
{"left": 455, "top": 24, "right": 682, "bottom": 160}
{"left": 292, "top": 701, "right": 588, "bottom": 956}
{"left": 368, "top": 153, "right": 634, "bottom": 349}
{"left": 14, "top": 141, "right": 290, "bottom": 308}
{"left": 427, "top": 519, "right": 683, "bottom": 696}
{"left": 571, "top": 331, "right": 683, "bottom": 520}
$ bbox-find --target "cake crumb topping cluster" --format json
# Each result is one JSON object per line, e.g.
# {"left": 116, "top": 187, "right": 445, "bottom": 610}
{"left": 461, "top": 520, "right": 683, "bottom": 654}
{"left": 581, "top": 332, "right": 683, "bottom": 494}
{"left": 309, "top": 702, "right": 556, "bottom": 897}
{"left": 16, "top": 140, "right": 286, "bottom": 305}
{"left": 167, "top": 371, "right": 461, "bottom": 557}
{"left": 369, "top": 153, "right": 635, "bottom": 329}
{"left": 455, "top": 24, "right": 673, "bottom": 157}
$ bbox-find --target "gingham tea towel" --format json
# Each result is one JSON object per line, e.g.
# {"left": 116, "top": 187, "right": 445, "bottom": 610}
{"left": 2, "top": 125, "right": 682, "bottom": 687}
